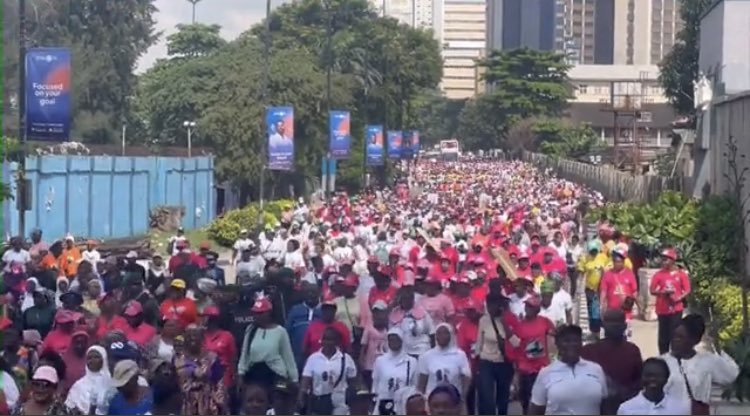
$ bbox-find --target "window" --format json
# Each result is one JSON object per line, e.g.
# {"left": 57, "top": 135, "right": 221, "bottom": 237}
{"left": 578, "top": 84, "right": 589, "bottom": 94}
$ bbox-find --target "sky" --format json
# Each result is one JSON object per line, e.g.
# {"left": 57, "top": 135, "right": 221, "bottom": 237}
{"left": 137, "top": 0, "right": 291, "bottom": 73}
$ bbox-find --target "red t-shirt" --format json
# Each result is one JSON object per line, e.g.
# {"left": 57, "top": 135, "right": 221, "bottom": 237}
{"left": 95, "top": 315, "right": 128, "bottom": 341}
{"left": 369, "top": 285, "right": 398, "bottom": 307}
{"left": 204, "top": 329, "right": 237, "bottom": 386}
{"left": 159, "top": 297, "right": 199, "bottom": 327}
{"left": 649, "top": 268, "right": 690, "bottom": 315}
{"left": 302, "top": 320, "right": 351, "bottom": 357}
{"left": 511, "top": 316, "right": 555, "bottom": 375}
{"left": 455, "top": 317, "right": 479, "bottom": 372}
{"left": 600, "top": 268, "right": 638, "bottom": 318}
{"left": 451, "top": 295, "right": 475, "bottom": 322}
{"left": 122, "top": 323, "right": 157, "bottom": 347}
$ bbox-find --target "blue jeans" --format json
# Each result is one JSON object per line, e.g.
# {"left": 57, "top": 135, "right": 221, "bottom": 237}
{"left": 586, "top": 288, "right": 602, "bottom": 333}
{"left": 476, "top": 360, "right": 514, "bottom": 415}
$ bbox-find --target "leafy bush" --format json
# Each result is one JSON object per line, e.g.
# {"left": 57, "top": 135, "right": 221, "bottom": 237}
{"left": 207, "top": 199, "right": 293, "bottom": 246}
{"left": 722, "top": 333, "right": 750, "bottom": 402}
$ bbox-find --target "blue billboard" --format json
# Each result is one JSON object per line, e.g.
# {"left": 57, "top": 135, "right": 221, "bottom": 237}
{"left": 387, "top": 131, "right": 402, "bottom": 159}
{"left": 365, "top": 125, "right": 384, "bottom": 166}
{"left": 25, "top": 48, "right": 72, "bottom": 141}
{"left": 329, "top": 111, "right": 351, "bottom": 160}
{"left": 266, "top": 106, "right": 294, "bottom": 171}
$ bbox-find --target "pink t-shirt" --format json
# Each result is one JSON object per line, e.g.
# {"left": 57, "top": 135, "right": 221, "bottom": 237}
{"left": 360, "top": 325, "right": 388, "bottom": 371}
{"left": 418, "top": 293, "right": 455, "bottom": 325}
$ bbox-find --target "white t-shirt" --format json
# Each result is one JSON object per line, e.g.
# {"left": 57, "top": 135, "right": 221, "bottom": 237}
{"left": 395, "top": 312, "right": 436, "bottom": 356}
{"left": 417, "top": 347, "right": 472, "bottom": 395}
{"left": 551, "top": 290, "right": 573, "bottom": 313}
{"left": 82, "top": 249, "right": 101, "bottom": 273}
{"left": 372, "top": 353, "right": 418, "bottom": 402}
{"left": 509, "top": 293, "right": 530, "bottom": 318}
{"left": 302, "top": 350, "right": 357, "bottom": 396}
{"left": 530, "top": 359, "right": 607, "bottom": 415}
{"left": 233, "top": 238, "right": 255, "bottom": 254}
{"left": 540, "top": 303, "right": 567, "bottom": 327}
{"left": 617, "top": 391, "right": 690, "bottom": 415}
{"left": 2, "top": 249, "right": 30, "bottom": 266}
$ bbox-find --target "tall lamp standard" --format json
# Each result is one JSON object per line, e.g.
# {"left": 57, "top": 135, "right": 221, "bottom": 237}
{"left": 183, "top": 121, "right": 196, "bottom": 157}
{"left": 187, "top": 0, "right": 202, "bottom": 23}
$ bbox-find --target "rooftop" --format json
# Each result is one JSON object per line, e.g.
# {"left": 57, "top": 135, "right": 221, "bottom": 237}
{"left": 568, "top": 65, "right": 661, "bottom": 81}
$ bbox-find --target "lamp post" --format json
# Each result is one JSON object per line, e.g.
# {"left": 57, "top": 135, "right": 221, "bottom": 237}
{"left": 183, "top": 121, "right": 196, "bottom": 157}
{"left": 17, "top": 0, "right": 28, "bottom": 238}
{"left": 187, "top": 0, "right": 201, "bottom": 23}
{"left": 258, "top": 0, "right": 272, "bottom": 217}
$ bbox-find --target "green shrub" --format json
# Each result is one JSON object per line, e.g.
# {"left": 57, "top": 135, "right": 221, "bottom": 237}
{"left": 710, "top": 281, "right": 745, "bottom": 343}
{"left": 207, "top": 199, "right": 293, "bottom": 247}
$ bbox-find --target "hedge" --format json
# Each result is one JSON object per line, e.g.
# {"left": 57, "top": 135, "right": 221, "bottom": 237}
{"left": 207, "top": 200, "right": 295, "bottom": 247}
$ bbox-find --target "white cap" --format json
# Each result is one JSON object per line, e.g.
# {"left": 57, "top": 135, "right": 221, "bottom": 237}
{"left": 126, "top": 251, "right": 138, "bottom": 259}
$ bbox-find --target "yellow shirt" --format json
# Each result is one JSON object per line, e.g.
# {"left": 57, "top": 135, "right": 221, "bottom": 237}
{"left": 577, "top": 253, "right": 609, "bottom": 291}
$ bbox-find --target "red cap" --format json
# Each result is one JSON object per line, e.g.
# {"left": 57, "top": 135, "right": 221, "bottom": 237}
{"left": 661, "top": 248, "right": 678, "bottom": 260}
{"left": 518, "top": 249, "right": 530, "bottom": 260}
{"left": 343, "top": 273, "right": 359, "bottom": 287}
{"left": 201, "top": 305, "right": 221, "bottom": 317}
{"left": 199, "top": 241, "right": 211, "bottom": 250}
{"left": 123, "top": 300, "right": 143, "bottom": 316}
{"left": 251, "top": 298, "right": 273, "bottom": 313}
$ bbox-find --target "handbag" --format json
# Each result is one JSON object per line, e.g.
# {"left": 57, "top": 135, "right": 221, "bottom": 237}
{"left": 677, "top": 358, "right": 710, "bottom": 415}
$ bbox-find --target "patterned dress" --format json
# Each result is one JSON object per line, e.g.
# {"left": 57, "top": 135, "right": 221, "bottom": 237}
{"left": 11, "top": 399, "right": 81, "bottom": 415}
{"left": 173, "top": 350, "right": 227, "bottom": 415}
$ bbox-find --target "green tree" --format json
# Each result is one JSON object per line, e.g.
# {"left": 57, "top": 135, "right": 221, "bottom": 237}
{"left": 658, "top": 0, "right": 713, "bottom": 118}
{"left": 457, "top": 48, "right": 571, "bottom": 150}
{"left": 166, "top": 23, "right": 227, "bottom": 58}
{"left": 3, "top": 0, "right": 159, "bottom": 142}
{"left": 408, "top": 91, "right": 465, "bottom": 147}
{"left": 533, "top": 119, "right": 601, "bottom": 159}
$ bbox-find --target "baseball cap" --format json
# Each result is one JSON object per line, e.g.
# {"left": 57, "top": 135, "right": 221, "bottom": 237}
{"left": 123, "top": 300, "right": 144, "bottom": 316}
{"left": 170, "top": 279, "right": 187, "bottom": 289}
{"left": 32, "top": 365, "right": 59, "bottom": 385}
{"left": 112, "top": 360, "right": 140, "bottom": 388}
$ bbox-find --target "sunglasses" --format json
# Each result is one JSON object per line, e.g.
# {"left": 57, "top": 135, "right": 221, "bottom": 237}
{"left": 31, "top": 380, "right": 54, "bottom": 389}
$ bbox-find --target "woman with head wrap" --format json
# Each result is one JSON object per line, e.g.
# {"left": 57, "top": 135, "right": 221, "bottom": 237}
{"left": 393, "top": 386, "right": 426, "bottom": 415}
{"left": 371, "top": 327, "right": 418, "bottom": 415}
{"left": 64, "top": 345, "right": 111, "bottom": 414}
{"left": 415, "top": 323, "right": 471, "bottom": 407}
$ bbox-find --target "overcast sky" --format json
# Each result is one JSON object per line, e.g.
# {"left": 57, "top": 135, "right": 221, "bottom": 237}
{"left": 137, "top": 0, "right": 291, "bottom": 73}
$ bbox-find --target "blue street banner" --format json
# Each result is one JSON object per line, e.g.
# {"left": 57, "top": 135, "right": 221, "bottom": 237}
{"left": 25, "top": 48, "right": 72, "bottom": 141}
{"left": 401, "top": 131, "right": 414, "bottom": 159}
{"left": 328, "top": 111, "right": 351, "bottom": 160}
{"left": 387, "top": 130, "right": 402, "bottom": 159}
{"left": 266, "top": 106, "right": 294, "bottom": 171}
{"left": 365, "top": 125, "right": 384, "bottom": 166}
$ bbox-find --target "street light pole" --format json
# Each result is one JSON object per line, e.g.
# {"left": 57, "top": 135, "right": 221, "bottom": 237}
{"left": 17, "top": 0, "right": 28, "bottom": 239}
{"left": 187, "top": 0, "right": 201, "bottom": 23}
{"left": 258, "top": 0, "right": 272, "bottom": 217}
{"left": 183, "top": 121, "right": 196, "bottom": 157}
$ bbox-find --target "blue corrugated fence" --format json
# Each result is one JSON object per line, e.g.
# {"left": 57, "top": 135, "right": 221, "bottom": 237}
{"left": 2, "top": 155, "right": 215, "bottom": 240}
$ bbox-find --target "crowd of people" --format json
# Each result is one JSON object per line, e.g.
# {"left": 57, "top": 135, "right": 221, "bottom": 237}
{"left": 0, "top": 158, "right": 740, "bottom": 415}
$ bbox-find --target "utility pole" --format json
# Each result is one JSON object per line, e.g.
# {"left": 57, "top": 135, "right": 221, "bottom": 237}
{"left": 183, "top": 121, "right": 196, "bottom": 157}
{"left": 18, "top": 0, "right": 28, "bottom": 239}
{"left": 187, "top": 0, "right": 201, "bottom": 23}
{"left": 258, "top": 0, "right": 272, "bottom": 217}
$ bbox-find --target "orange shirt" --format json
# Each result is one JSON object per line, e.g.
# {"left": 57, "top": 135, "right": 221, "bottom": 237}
{"left": 40, "top": 253, "right": 61, "bottom": 272}
{"left": 59, "top": 247, "right": 82, "bottom": 277}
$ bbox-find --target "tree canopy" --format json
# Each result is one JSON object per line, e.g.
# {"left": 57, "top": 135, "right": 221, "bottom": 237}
{"left": 133, "top": 0, "right": 443, "bottom": 198}
{"left": 658, "top": 0, "right": 713, "bottom": 118}
{"left": 457, "top": 48, "right": 572, "bottom": 151}
{"left": 3, "top": 0, "right": 159, "bottom": 142}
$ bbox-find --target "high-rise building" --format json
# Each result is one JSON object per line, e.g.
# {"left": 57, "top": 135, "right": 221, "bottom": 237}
{"left": 369, "top": 0, "right": 440, "bottom": 29}
{"left": 375, "top": 0, "right": 486, "bottom": 99}
{"left": 439, "top": 0, "right": 487, "bottom": 99}
{"left": 488, "top": 0, "right": 682, "bottom": 65}
{"left": 486, "top": 0, "right": 558, "bottom": 52}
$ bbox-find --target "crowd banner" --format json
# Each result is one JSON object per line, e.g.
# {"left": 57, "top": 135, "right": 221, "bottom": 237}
{"left": 401, "top": 131, "right": 414, "bottom": 159}
{"left": 387, "top": 130, "right": 402, "bottom": 159}
{"left": 25, "top": 48, "right": 72, "bottom": 141}
{"left": 365, "top": 125, "right": 384, "bottom": 166}
{"left": 329, "top": 111, "right": 351, "bottom": 160}
{"left": 266, "top": 106, "right": 295, "bottom": 171}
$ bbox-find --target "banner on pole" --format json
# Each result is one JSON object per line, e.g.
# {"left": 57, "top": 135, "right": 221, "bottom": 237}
{"left": 328, "top": 111, "right": 351, "bottom": 160}
{"left": 365, "top": 125, "right": 384, "bottom": 166}
{"left": 387, "top": 130, "right": 402, "bottom": 159}
{"left": 25, "top": 48, "right": 72, "bottom": 141}
{"left": 266, "top": 106, "right": 295, "bottom": 171}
